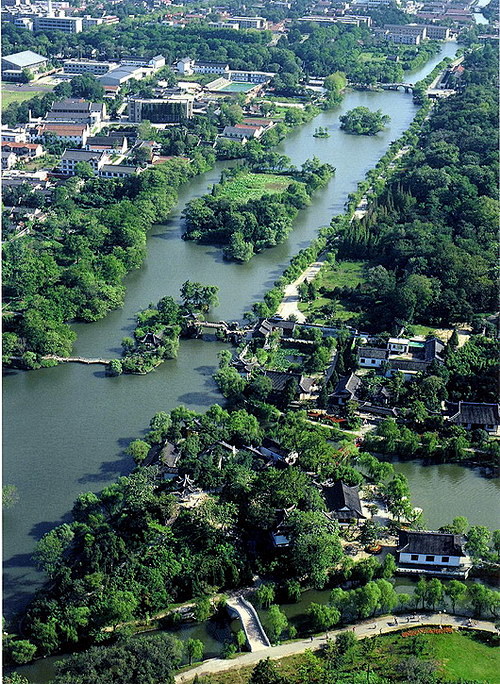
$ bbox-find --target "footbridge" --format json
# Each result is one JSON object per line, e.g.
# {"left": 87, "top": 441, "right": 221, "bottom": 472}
{"left": 378, "top": 82, "right": 414, "bottom": 92}
{"left": 226, "top": 595, "right": 271, "bottom": 652}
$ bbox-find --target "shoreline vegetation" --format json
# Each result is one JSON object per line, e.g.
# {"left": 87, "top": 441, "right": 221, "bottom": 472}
{"left": 3, "top": 37, "right": 499, "bottom": 684}
{"left": 182, "top": 160, "right": 334, "bottom": 262}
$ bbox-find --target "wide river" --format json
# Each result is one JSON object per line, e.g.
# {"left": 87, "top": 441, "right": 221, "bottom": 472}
{"left": 7, "top": 41, "right": 495, "bottom": 620}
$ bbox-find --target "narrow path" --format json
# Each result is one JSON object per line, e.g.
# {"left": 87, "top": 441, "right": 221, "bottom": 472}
{"left": 175, "top": 613, "right": 496, "bottom": 682}
{"left": 276, "top": 256, "right": 326, "bottom": 322}
{"left": 43, "top": 355, "right": 111, "bottom": 365}
{"left": 226, "top": 596, "right": 271, "bottom": 651}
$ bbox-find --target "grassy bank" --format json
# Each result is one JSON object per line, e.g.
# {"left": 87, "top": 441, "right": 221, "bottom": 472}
{"left": 1, "top": 87, "right": 44, "bottom": 109}
{"left": 181, "top": 630, "right": 500, "bottom": 683}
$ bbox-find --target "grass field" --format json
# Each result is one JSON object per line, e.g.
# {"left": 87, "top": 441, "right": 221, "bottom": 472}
{"left": 217, "top": 172, "right": 294, "bottom": 203}
{"left": 299, "top": 260, "right": 366, "bottom": 323}
{"left": 432, "top": 631, "right": 499, "bottom": 682}
{"left": 181, "top": 630, "right": 500, "bottom": 683}
{"left": 359, "top": 51, "right": 387, "bottom": 64}
{"left": 1, "top": 87, "right": 44, "bottom": 109}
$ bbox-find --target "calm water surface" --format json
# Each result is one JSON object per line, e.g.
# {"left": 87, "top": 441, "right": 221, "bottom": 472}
{"left": 4, "top": 43, "right": 477, "bottom": 621}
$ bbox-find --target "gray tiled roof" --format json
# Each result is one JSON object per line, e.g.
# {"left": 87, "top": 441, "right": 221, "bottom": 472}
{"left": 450, "top": 402, "right": 500, "bottom": 425}
{"left": 322, "top": 481, "right": 365, "bottom": 518}
{"left": 357, "top": 346, "right": 388, "bottom": 360}
{"left": 398, "top": 530, "right": 466, "bottom": 557}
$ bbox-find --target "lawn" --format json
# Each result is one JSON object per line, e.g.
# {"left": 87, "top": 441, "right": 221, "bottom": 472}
{"left": 431, "top": 630, "right": 500, "bottom": 682}
{"left": 217, "top": 172, "right": 295, "bottom": 203}
{"left": 298, "top": 260, "right": 366, "bottom": 324}
{"left": 359, "top": 52, "right": 387, "bottom": 64}
{"left": 2, "top": 87, "right": 44, "bottom": 109}
{"left": 179, "top": 629, "right": 500, "bottom": 683}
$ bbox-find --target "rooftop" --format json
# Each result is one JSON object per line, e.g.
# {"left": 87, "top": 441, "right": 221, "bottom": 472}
{"left": 2, "top": 50, "right": 47, "bottom": 68}
{"left": 450, "top": 402, "right": 500, "bottom": 425}
{"left": 398, "top": 530, "right": 467, "bottom": 557}
{"left": 322, "top": 481, "right": 365, "bottom": 518}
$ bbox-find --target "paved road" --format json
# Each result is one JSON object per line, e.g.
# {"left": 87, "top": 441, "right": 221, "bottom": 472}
{"left": 276, "top": 257, "right": 326, "bottom": 322}
{"left": 175, "top": 613, "right": 496, "bottom": 682}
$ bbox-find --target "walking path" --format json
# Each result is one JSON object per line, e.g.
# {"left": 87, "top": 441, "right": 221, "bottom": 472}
{"left": 276, "top": 256, "right": 326, "bottom": 322}
{"left": 226, "top": 596, "right": 271, "bottom": 651}
{"left": 174, "top": 613, "right": 496, "bottom": 682}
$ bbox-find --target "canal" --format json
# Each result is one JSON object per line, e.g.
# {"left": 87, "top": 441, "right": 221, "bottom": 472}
{"left": 4, "top": 42, "right": 480, "bottom": 624}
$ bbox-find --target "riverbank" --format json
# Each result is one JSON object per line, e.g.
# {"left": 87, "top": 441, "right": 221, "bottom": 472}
{"left": 2, "top": 41, "right": 462, "bottom": 622}
{"left": 175, "top": 613, "right": 498, "bottom": 683}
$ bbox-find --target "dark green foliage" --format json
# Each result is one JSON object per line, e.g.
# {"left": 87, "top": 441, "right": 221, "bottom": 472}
{"left": 340, "top": 107, "right": 390, "bottom": 135}
{"left": 53, "top": 633, "right": 182, "bottom": 683}
{"left": 2, "top": 155, "right": 214, "bottom": 363}
{"left": 183, "top": 160, "right": 334, "bottom": 260}
{"left": 336, "top": 48, "right": 498, "bottom": 331}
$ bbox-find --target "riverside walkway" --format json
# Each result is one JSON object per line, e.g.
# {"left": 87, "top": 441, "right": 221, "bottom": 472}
{"left": 276, "top": 256, "right": 326, "bottom": 322}
{"left": 174, "top": 613, "right": 496, "bottom": 683}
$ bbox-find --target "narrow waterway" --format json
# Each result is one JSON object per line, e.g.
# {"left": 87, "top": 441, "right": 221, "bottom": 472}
{"left": 3, "top": 42, "right": 470, "bottom": 619}
{"left": 474, "top": 0, "right": 491, "bottom": 24}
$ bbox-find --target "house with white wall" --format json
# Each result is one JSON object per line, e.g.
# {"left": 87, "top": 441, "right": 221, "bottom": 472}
{"left": 397, "top": 530, "right": 471, "bottom": 578}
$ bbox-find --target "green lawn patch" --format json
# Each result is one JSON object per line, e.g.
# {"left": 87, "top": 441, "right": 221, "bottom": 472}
{"left": 179, "top": 630, "right": 500, "bottom": 683}
{"left": 217, "top": 172, "right": 295, "bottom": 203}
{"left": 359, "top": 52, "right": 387, "bottom": 64}
{"left": 299, "top": 259, "right": 367, "bottom": 324}
{"left": 2, "top": 87, "right": 44, "bottom": 109}
{"left": 431, "top": 630, "right": 500, "bottom": 682}
{"left": 265, "top": 346, "right": 305, "bottom": 371}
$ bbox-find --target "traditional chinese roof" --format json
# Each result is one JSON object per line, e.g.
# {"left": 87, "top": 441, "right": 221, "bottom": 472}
{"left": 449, "top": 402, "right": 500, "bottom": 426}
{"left": 322, "top": 481, "right": 365, "bottom": 518}
{"left": 357, "top": 346, "right": 388, "bottom": 360}
{"left": 397, "top": 530, "right": 466, "bottom": 557}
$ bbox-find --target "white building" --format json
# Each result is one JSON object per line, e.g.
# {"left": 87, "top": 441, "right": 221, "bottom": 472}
{"left": 1, "top": 50, "right": 48, "bottom": 81}
{"left": 387, "top": 337, "right": 410, "bottom": 354}
{"left": 176, "top": 57, "right": 194, "bottom": 75}
{"left": 2, "top": 127, "right": 28, "bottom": 143}
{"left": 59, "top": 149, "right": 108, "bottom": 175}
{"left": 34, "top": 15, "right": 83, "bottom": 32}
{"left": 63, "top": 59, "right": 119, "bottom": 75}
{"left": 397, "top": 530, "right": 471, "bottom": 578}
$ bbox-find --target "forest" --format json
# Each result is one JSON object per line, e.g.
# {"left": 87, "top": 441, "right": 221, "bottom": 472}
{"left": 2, "top": 152, "right": 215, "bottom": 366}
{"left": 5, "top": 393, "right": 499, "bottom": 666}
{"left": 182, "top": 159, "right": 334, "bottom": 261}
{"left": 334, "top": 46, "right": 498, "bottom": 331}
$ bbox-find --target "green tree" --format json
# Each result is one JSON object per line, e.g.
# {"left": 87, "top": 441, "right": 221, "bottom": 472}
{"left": 125, "top": 439, "right": 150, "bottom": 464}
{"left": 267, "top": 605, "right": 288, "bottom": 644}
{"left": 2, "top": 484, "right": 19, "bottom": 508}
{"left": 425, "top": 578, "right": 443, "bottom": 610}
{"left": 184, "top": 638, "right": 204, "bottom": 665}
{"left": 33, "top": 523, "right": 75, "bottom": 578}
{"left": 249, "top": 658, "right": 288, "bottom": 684}
{"left": 340, "top": 107, "right": 390, "bottom": 135}
{"left": 354, "top": 581, "right": 381, "bottom": 618}
{"left": 466, "top": 526, "right": 491, "bottom": 558}
{"left": 193, "top": 596, "right": 212, "bottom": 622}
{"left": 235, "top": 629, "right": 247, "bottom": 652}
{"left": 100, "top": 589, "right": 138, "bottom": 630}
{"left": 74, "top": 161, "right": 95, "bottom": 179}
{"left": 254, "top": 584, "right": 276, "bottom": 608}
{"left": 444, "top": 580, "right": 467, "bottom": 614}
{"left": 5, "top": 639, "right": 37, "bottom": 665}
{"left": 307, "top": 603, "right": 340, "bottom": 632}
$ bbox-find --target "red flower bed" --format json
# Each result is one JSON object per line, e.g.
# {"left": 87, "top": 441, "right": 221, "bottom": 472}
{"left": 401, "top": 627, "right": 454, "bottom": 637}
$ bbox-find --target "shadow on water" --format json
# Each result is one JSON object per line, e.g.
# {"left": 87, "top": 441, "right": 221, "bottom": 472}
{"left": 29, "top": 515, "right": 72, "bottom": 541}
{"left": 77, "top": 452, "right": 133, "bottom": 485}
